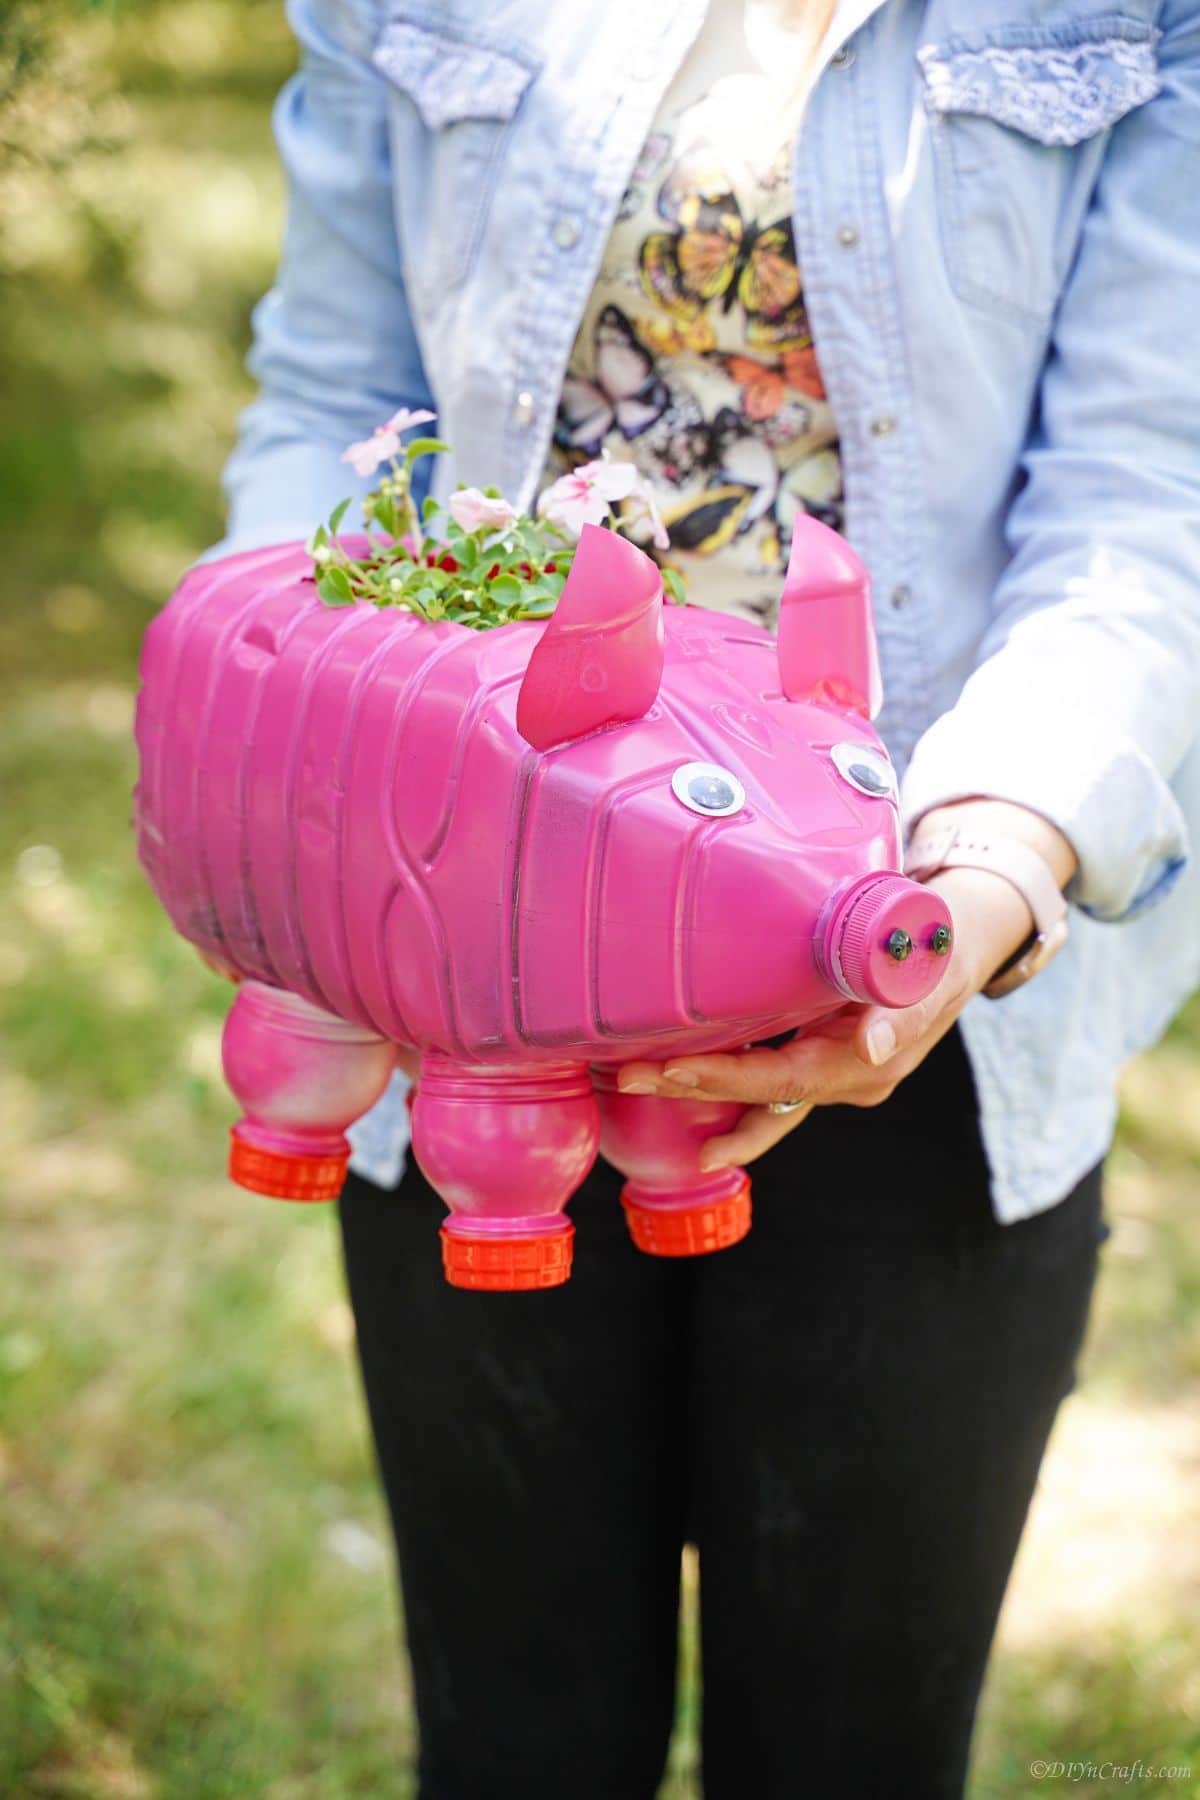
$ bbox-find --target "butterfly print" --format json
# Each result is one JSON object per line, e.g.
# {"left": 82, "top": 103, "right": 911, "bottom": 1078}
{"left": 638, "top": 143, "right": 809, "bottom": 352}
{"left": 660, "top": 410, "right": 777, "bottom": 554}
{"left": 546, "top": 101, "right": 844, "bottom": 632}
{"left": 661, "top": 412, "right": 843, "bottom": 558}
{"left": 555, "top": 305, "right": 670, "bottom": 458}
{"left": 724, "top": 345, "right": 827, "bottom": 419}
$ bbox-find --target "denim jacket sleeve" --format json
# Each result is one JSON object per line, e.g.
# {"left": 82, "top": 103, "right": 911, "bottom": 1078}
{"left": 901, "top": 1, "right": 1200, "bottom": 923}
{"left": 210, "top": 0, "right": 434, "bottom": 556}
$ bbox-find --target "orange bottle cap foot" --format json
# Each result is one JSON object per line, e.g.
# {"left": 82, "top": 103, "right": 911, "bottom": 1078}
{"left": 229, "top": 1129, "right": 347, "bottom": 1202}
{"left": 622, "top": 1176, "right": 751, "bottom": 1258}
{"left": 440, "top": 1225, "right": 574, "bottom": 1292}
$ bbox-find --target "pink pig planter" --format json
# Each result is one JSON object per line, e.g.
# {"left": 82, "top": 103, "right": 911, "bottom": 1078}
{"left": 134, "top": 518, "right": 953, "bottom": 1291}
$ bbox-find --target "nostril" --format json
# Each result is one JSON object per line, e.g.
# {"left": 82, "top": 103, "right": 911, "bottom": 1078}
{"left": 820, "top": 875, "right": 955, "bottom": 1008}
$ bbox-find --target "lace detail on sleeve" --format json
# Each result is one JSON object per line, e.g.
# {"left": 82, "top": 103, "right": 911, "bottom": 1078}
{"left": 918, "top": 33, "right": 1161, "bottom": 147}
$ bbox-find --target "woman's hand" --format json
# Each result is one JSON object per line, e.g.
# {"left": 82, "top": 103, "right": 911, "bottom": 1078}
{"left": 615, "top": 800, "right": 1076, "bottom": 1172}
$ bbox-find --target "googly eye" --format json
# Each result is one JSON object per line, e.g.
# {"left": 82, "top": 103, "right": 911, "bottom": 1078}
{"left": 671, "top": 761, "right": 747, "bottom": 818}
{"left": 831, "top": 742, "right": 897, "bottom": 800}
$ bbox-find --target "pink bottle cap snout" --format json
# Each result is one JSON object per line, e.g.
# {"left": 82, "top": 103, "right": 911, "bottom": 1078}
{"left": 822, "top": 874, "right": 954, "bottom": 1009}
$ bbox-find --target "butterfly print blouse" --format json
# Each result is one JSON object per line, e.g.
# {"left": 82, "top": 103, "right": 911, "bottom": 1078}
{"left": 546, "top": 60, "right": 844, "bottom": 628}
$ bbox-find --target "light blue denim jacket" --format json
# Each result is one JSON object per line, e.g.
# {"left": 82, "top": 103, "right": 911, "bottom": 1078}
{"left": 209, "top": 0, "right": 1200, "bottom": 1221}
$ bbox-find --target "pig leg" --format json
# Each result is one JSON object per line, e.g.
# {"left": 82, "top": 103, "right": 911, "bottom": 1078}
{"left": 592, "top": 1070, "right": 752, "bottom": 1257}
{"left": 411, "top": 1056, "right": 600, "bottom": 1292}
{"left": 223, "top": 980, "right": 397, "bottom": 1201}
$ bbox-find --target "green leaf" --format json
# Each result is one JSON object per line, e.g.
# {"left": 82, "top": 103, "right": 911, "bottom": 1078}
{"left": 404, "top": 436, "right": 452, "bottom": 463}
{"left": 488, "top": 573, "right": 523, "bottom": 602}
{"left": 662, "top": 567, "right": 689, "bottom": 606}
{"left": 317, "top": 567, "right": 356, "bottom": 606}
{"left": 328, "top": 497, "right": 352, "bottom": 535}
{"left": 422, "top": 494, "right": 441, "bottom": 522}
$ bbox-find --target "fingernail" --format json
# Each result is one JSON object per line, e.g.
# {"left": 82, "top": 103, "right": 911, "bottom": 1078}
{"left": 662, "top": 1067, "right": 699, "bottom": 1087}
{"left": 618, "top": 1080, "right": 655, "bottom": 1095}
{"left": 866, "top": 1020, "right": 898, "bottom": 1066}
{"left": 698, "top": 1152, "right": 729, "bottom": 1171}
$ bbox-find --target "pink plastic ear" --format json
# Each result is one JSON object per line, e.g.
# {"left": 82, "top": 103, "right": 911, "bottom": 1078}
{"left": 516, "top": 523, "right": 665, "bottom": 750}
{"left": 777, "top": 514, "right": 882, "bottom": 719}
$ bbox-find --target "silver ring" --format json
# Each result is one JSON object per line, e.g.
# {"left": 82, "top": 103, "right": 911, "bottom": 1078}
{"left": 767, "top": 1099, "right": 808, "bottom": 1116}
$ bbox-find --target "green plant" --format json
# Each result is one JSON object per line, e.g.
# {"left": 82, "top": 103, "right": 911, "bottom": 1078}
{"left": 307, "top": 411, "right": 686, "bottom": 628}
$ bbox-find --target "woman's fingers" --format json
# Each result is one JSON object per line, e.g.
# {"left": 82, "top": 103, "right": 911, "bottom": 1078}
{"left": 618, "top": 1039, "right": 822, "bottom": 1103}
{"left": 697, "top": 1101, "right": 814, "bottom": 1171}
{"left": 851, "top": 952, "right": 974, "bottom": 1070}
{"left": 618, "top": 1032, "right": 868, "bottom": 1107}
{"left": 851, "top": 989, "right": 943, "bottom": 1070}
{"left": 614, "top": 869, "right": 1015, "bottom": 1112}
{"left": 617, "top": 952, "right": 975, "bottom": 1107}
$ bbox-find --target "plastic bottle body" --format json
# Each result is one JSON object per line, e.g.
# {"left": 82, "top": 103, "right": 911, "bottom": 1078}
{"left": 592, "top": 1071, "right": 752, "bottom": 1257}
{"left": 222, "top": 981, "right": 396, "bottom": 1200}
{"left": 412, "top": 1057, "right": 601, "bottom": 1290}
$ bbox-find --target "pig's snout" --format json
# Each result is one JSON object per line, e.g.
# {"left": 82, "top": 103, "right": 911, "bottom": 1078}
{"left": 820, "top": 873, "right": 954, "bottom": 1009}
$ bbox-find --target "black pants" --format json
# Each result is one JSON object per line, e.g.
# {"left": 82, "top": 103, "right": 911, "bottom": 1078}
{"left": 339, "top": 1029, "right": 1105, "bottom": 1800}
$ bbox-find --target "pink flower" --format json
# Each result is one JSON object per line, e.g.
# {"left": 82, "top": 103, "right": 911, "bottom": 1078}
{"left": 341, "top": 408, "right": 437, "bottom": 478}
{"left": 537, "top": 456, "right": 670, "bottom": 550}
{"left": 536, "top": 455, "right": 641, "bottom": 537}
{"left": 448, "top": 487, "right": 518, "bottom": 534}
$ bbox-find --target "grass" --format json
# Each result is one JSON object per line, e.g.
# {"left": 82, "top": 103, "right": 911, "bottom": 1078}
{"left": 1, "top": 5, "right": 1197, "bottom": 1795}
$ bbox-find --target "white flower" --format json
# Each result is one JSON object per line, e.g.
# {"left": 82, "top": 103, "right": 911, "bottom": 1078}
{"left": 341, "top": 408, "right": 437, "bottom": 478}
{"left": 619, "top": 481, "right": 670, "bottom": 551}
{"left": 448, "top": 487, "right": 518, "bottom": 534}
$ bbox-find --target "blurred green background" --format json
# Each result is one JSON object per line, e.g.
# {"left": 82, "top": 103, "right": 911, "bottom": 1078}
{"left": 1, "top": 4, "right": 1197, "bottom": 1795}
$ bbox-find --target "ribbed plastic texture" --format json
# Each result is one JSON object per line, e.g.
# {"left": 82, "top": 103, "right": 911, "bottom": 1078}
{"left": 440, "top": 1225, "right": 575, "bottom": 1291}
{"left": 136, "top": 517, "right": 956, "bottom": 1285}
{"left": 229, "top": 1129, "right": 348, "bottom": 1202}
{"left": 832, "top": 875, "right": 952, "bottom": 1009}
{"left": 622, "top": 1177, "right": 752, "bottom": 1258}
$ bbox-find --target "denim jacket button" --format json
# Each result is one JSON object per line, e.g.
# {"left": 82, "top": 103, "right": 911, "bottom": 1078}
{"left": 553, "top": 215, "right": 581, "bottom": 250}
{"left": 836, "top": 224, "right": 860, "bottom": 250}
{"left": 890, "top": 584, "right": 913, "bottom": 610}
{"left": 830, "top": 44, "right": 855, "bottom": 70}
{"left": 514, "top": 391, "right": 535, "bottom": 428}
{"left": 869, "top": 413, "right": 897, "bottom": 438}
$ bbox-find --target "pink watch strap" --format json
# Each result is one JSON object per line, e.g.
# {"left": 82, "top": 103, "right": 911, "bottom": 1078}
{"left": 904, "top": 824, "right": 1069, "bottom": 998}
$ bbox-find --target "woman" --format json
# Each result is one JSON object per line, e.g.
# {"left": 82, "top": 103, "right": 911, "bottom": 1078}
{"left": 208, "top": 1, "right": 1200, "bottom": 1793}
